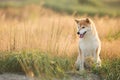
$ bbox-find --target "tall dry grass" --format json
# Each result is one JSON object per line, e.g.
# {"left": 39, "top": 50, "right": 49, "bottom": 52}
{"left": 0, "top": 6, "right": 120, "bottom": 59}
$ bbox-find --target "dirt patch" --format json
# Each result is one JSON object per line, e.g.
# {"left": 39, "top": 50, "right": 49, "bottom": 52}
{"left": 0, "top": 72, "right": 101, "bottom": 80}
{"left": 66, "top": 72, "right": 101, "bottom": 80}
{"left": 0, "top": 73, "right": 34, "bottom": 80}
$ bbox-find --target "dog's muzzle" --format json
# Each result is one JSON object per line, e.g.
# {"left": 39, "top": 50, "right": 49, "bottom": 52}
{"left": 77, "top": 31, "right": 86, "bottom": 38}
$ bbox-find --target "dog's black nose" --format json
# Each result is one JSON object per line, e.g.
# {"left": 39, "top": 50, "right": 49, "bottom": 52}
{"left": 77, "top": 32, "right": 80, "bottom": 34}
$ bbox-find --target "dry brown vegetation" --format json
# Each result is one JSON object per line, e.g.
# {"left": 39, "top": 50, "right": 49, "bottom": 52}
{"left": 0, "top": 6, "right": 120, "bottom": 80}
{"left": 0, "top": 6, "right": 120, "bottom": 59}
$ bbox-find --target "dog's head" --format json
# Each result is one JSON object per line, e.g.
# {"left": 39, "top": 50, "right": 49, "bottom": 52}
{"left": 75, "top": 18, "right": 92, "bottom": 38}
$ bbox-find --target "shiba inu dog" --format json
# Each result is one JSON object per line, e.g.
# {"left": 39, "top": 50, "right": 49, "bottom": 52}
{"left": 75, "top": 18, "right": 101, "bottom": 71}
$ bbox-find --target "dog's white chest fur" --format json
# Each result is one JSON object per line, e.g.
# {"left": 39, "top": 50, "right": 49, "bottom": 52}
{"left": 79, "top": 35, "right": 99, "bottom": 57}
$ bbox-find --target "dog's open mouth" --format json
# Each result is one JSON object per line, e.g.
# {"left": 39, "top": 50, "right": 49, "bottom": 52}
{"left": 80, "top": 31, "right": 86, "bottom": 38}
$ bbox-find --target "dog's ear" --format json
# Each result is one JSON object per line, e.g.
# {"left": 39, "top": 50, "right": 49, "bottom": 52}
{"left": 86, "top": 18, "right": 90, "bottom": 23}
{"left": 75, "top": 19, "right": 79, "bottom": 24}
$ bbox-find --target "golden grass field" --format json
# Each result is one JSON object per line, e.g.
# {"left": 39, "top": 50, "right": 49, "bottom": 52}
{"left": 0, "top": 5, "right": 120, "bottom": 80}
{"left": 0, "top": 6, "right": 120, "bottom": 59}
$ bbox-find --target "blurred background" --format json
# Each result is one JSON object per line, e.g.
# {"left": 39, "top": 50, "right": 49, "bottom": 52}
{"left": 0, "top": 0, "right": 120, "bottom": 17}
{"left": 0, "top": 0, "right": 120, "bottom": 80}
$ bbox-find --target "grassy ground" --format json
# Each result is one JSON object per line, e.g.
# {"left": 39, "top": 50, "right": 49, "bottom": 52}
{"left": 0, "top": 52, "right": 74, "bottom": 78}
{"left": 0, "top": 51, "right": 120, "bottom": 80}
{"left": 0, "top": 2, "right": 120, "bottom": 80}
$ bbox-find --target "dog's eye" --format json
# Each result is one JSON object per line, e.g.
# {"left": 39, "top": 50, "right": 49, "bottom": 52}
{"left": 82, "top": 27, "right": 85, "bottom": 28}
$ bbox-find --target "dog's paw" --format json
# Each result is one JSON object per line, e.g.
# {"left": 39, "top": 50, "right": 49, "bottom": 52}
{"left": 96, "top": 60, "right": 101, "bottom": 67}
{"left": 75, "top": 62, "right": 80, "bottom": 71}
{"left": 75, "top": 60, "right": 81, "bottom": 70}
{"left": 96, "top": 63, "right": 101, "bottom": 68}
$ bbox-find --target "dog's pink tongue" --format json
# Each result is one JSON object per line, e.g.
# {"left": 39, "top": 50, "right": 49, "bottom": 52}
{"left": 80, "top": 34, "right": 84, "bottom": 38}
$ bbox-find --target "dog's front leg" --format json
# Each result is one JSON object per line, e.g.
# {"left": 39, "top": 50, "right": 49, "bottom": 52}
{"left": 75, "top": 53, "right": 81, "bottom": 71}
{"left": 75, "top": 53, "right": 84, "bottom": 71}
{"left": 80, "top": 52, "right": 84, "bottom": 71}
{"left": 94, "top": 47, "right": 101, "bottom": 67}
{"left": 75, "top": 48, "right": 85, "bottom": 71}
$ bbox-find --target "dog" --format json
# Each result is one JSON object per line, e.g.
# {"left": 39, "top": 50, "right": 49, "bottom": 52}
{"left": 75, "top": 18, "right": 101, "bottom": 71}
